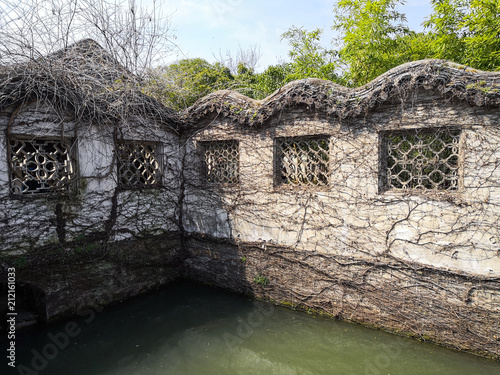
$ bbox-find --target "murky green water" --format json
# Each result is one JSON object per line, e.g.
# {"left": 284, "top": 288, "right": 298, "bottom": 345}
{"left": 9, "top": 282, "right": 500, "bottom": 375}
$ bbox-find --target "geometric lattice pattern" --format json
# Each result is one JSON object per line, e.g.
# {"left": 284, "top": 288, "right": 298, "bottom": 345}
{"left": 276, "top": 136, "right": 330, "bottom": 186}
{"left": 203, "top": 141, "right": 239, "bottom": 184}
{"left": 9, "top": 137, "right": 75, "bottom": 195}
{"left": 385, "top": 128, "right": 461, "bottom": 191}
{"left": 117, "top": 142, "right": 161, "bottom": 187}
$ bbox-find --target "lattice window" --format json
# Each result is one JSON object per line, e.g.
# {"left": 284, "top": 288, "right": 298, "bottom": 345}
{"left": 202, "top": 140, "right": 239, "bottom": 184}
{"left": 276, "top": 136, "right": 330, "bottom": 187}
{"left": 383, "top": 128, "right": 461, "bottom": 191}
{"left": 9, "top": 137, "right": 75, "bottom": 195}
{"left": 117, "top": 142, "right": 161, "bottom": 187}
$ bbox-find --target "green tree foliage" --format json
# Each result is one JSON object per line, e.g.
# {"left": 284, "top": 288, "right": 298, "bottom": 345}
{"left": 254, "top": 63, "right": 294, "bottom": 97}
{"left": 280, "top": 27, "right": 339, "bottom": 82}
{"left": 231, "top": 62, "right": 260, "bottom": 98}
{"left": 248, "top": 27, "right": 339, "bottom": 99}
{"left": 334, "top": 0, "right": 500, "bottom": 86}
{"left": 144, "top": 58, "right": 272, "bottom": 109}
{"left": 424, "top": 0, "right": 500, "bottom": 71}
{"left": 333, "top": 0, "right": 416, "bottom": 86}
{"left": 144, "top": 0, "right": 500, "bottom": 108}
{"left": 143, "top": 58, "right": 234, "bottom": 110}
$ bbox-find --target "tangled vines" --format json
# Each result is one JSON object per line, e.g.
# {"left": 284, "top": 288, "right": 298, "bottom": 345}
{"left": 0, "top": 41, "right": 499, "bottom": 359}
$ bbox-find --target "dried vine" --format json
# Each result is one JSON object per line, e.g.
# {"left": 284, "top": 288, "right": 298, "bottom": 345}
{"left": 0, "top": 39, "right": 499, "bottom": 360}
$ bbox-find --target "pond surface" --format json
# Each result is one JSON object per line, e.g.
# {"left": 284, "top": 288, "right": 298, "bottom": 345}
{"left": 8, "top": 282, "right": 500, "bottom": 375}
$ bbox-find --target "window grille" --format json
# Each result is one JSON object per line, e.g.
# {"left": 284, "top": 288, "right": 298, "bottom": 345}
{"left": 9, "top": 138, "right": 75, "bottom": 195}
{"left": 384, "top": 128, "right": 461, "bottom": 191}
{"left": 276, "top": 136, "right": 330, "bottom": 187}
{"left": 117, "top": 142, "right": 161, "bottom": 187}
{"left": 202, "top": 140, "right": 239, "bottom": 184}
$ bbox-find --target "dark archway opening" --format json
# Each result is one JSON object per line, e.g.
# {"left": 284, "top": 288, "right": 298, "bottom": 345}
{"left": 0, "top": 282, "right": 46, "bottom": 332}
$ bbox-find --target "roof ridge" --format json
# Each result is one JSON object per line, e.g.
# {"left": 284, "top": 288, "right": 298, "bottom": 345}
{"left": 183, "top": 59, "right": 500, "bottom": 126}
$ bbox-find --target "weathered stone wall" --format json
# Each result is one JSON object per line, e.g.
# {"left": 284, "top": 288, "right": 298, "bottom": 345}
{"left": 0, "top": 101, "right": 183, "bottom": 322}
{"left": 184, "top": 234, "right": 500, "bottom": 358}
{"left": 185, "top": 90, "right": 500, "bottom": 277}
{"left": 1, "top": 61, "right": 499, "bottom": 359}
{"left": 182, "top": 88, "right": 500, "bottom": 358}
{"left": 12, "top": 233, "right": 183, "bottom": 323}
{"left": 0, "top": 102, "right": 182, "bottom": 254}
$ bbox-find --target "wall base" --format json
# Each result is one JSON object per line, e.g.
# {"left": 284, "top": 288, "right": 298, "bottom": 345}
{"left": 184, "top": 234, "right": 500, "bottom": 360}
{"left": 0, "top": 233, "right": 183, "bottom": 326}
{"left": 2, "top": 232, "right": 498, "bottom": 360}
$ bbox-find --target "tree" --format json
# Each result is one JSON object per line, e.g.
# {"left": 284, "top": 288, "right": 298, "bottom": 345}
{"left": 214, "top": 44, "right": 262, "bottom": 75}
{"left": 424, "top": 0, "right": 500, "bottom": 71}
{"left": 0, "top": 0, "right": 174, "bottom": 74}
{"left": 231, "top": 62, "right": 261, "bottom": 99}
{"left": 333, "top": 0, "right": 415, "bottom": 86}
{"left": 280, "top": 26, "right": 339, "bottom": 82}
{"left": 143, "top": 58, "right": 235, "bottom": 110}
{"left": 254, "top": 63, "right": 294, "bottom": 98}
{"left": 333, "top": 0, "right": 500, "bottom": 87}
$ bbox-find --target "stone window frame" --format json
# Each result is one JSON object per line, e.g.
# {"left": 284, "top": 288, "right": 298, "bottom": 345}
{"left": 200, "top": 140, "right": 240, "bottom": 185}
{"left": 379, "top": 127, "right": 463, "bottom": 193}
{"left": 7, "top": 135, "right": 77, "bottom": 196}
{"left": 116, "top": 140, "right": 163, "bottom": 189}
{"left": 274, "top": 135, "right": 331, "bottom": 189}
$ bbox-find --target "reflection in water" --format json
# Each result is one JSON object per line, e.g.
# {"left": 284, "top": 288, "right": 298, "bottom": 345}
{"left": 10, "top": 282, "right": 500, "bottom": 375}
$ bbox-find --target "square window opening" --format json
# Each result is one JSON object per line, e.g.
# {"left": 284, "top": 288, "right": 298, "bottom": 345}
{"left": 381, "top": 127, "right": 461, "bottom": 192}
{"left": 276, "top": 136, "right": 330, "bottom": 187}
{"left": 117, "top": 142, "right": 162, "bottom": 188}
{"left": 9, "top": 137, "right": 76, "bottom": 195}
{"left": 202, "top": 140, "right": 239, "bottom": 184}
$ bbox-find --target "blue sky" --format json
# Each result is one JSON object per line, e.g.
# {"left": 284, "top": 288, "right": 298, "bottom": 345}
{"left": 151, "top": 0, "right": 434, "bottom": 71}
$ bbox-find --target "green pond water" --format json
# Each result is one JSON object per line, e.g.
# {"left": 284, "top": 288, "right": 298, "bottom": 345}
{"left": 8, "top": 282, "right": 500, "bottom": 375}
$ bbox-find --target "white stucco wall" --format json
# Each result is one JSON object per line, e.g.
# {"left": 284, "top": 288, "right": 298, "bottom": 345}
{"left": 184, "top": 91, "right": 500, "bottom": 277}
{"left": 1, "top": 90, "right": 499, "bottom": 278}
{"left": 0, "top": 103, "right": 181, "bottom": 254}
